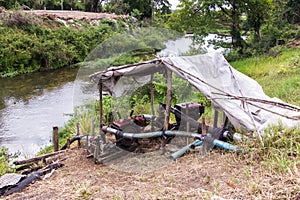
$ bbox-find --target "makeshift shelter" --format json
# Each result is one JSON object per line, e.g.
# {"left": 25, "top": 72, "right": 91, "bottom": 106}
{"left": 90, "top": 52, "right": 300, "bottom": 135}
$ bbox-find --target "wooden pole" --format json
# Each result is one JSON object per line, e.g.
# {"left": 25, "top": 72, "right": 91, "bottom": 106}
{"left": 213, "top": 109, "right": 218, "bottom": 128}
{"left": 53, "top": 126, "right": 59, "bottom": 152}
{"left": 98, "top": 79, "right": 106, "bottom": 142}
{"left": 161, "top": 69, "right": 172, "bottom": 154}
{"left": 186, "top": 104, "right": 190, "bottom": 145}
{"left": 98, "top": 80, "right": 103, "bottom": 129}
{"left": 150, "top": 74, "right": 155, "bottom": 131}
{"left": 67, "top": 138, "right": 70, "bottom": 149}
{"left": 163, "top": 69, "right": 172, "bottom": 131}
{"left": 202, "top": 117, "right": 207, "bottom": 135}
{"left": 76, "top": 122, "right": 81, "bottom": 147}
{"left": 91, "top": 118, "right": 95, "bottom": 137}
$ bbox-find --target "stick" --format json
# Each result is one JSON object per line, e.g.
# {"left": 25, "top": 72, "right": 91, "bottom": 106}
{"left": 13, "top": 150, "right": 66, "bottom": 165}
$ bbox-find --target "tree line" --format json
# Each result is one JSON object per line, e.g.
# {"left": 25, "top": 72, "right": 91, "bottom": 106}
{"left": 167, "top": 0, "right": 299, "bottom": 58}
{"left": 1, "top": 0, "right": 299, "bottom": 57}
{"left": 0, "top": 0, "right": 171, "bottom": 19}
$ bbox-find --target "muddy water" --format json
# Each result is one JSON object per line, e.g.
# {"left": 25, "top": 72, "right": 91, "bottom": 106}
{"left": 0, "top": 68, "right": 80, "bottom": 157}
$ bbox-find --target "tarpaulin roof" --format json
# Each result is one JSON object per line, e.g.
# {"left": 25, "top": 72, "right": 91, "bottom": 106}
{"left": 89, "top": 52, "right": 300, "bottom": 134}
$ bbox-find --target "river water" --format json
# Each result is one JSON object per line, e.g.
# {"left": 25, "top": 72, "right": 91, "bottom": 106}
{"left": 0, "top": 68, "right": 79, "bottom": 157}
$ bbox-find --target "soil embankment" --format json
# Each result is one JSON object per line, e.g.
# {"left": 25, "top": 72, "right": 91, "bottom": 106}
{"left": 23, "top": 10, "right": 128, "bottom": 21}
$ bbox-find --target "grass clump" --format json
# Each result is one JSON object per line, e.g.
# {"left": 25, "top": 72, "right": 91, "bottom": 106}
{"left": 0, "top": 147, "right": 15, "bottom": 176}
{"left": 242, "top": 125, "right": 299, "bottom": 174}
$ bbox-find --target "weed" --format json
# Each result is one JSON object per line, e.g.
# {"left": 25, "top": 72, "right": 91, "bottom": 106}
{"left": 75, "top": 181, "right": 93, "bottom": 200}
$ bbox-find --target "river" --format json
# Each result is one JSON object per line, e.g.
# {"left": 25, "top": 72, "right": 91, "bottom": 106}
{"left": 0, "top": 68, "right": 79, "bottom": 157}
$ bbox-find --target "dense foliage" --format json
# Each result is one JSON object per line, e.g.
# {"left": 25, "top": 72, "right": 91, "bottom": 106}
{"left": 167, "top": 0, "right": 300, "bottom": 59}
{"left": 0, "top": 11, "right": 123, "bottom": 77}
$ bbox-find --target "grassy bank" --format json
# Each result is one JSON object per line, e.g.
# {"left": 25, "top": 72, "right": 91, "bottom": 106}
{"left": 230, "top": 46, "right": 300, "bottom": 106}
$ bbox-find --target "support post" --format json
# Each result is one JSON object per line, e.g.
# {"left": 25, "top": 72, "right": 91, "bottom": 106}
{"left": 162, "top": 69, "right": 172, "bottom": 154}
{"left": 67, "top": 138, "right": 70, "bottom": 149}
{"left": 163, "top": 69, "right": 172, "bottom": 131}
{"left": 186, "top": 105, "right": 190, "bottom": 145}
{"left": 53, "top": 126, "right": 59, "bottom": 152}
{"left": 91, "top": 118, "right": 95, "bottom": 138}
{"left": 98, "top": 80, "right": 103, "bottom": 129}
{"left": 76, "top": 122, "right": 81, "bottom": 148}
{"left": 213, "top": 109, "right": 219, "bottom": 129}
{"left": 150, "top": 74, "right": 155, "bottom": 131}
{"left": 98, "top": 79, "right": 106, "bottom": 143}
{"left": 202, "top": 117, "right": 207, "bottom": 135}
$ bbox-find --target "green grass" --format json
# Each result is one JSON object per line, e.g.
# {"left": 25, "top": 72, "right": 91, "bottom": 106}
{"left": 230, "top": 47, "right": 300, "bottom": 106}
{"left": 231, "top": 47, "right": 300, "bottom": 173}
{"left": 0, "top": 147, "right": 15, "bottom": 176}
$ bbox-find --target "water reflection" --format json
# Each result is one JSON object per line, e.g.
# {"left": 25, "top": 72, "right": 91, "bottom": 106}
{"left": 0, "top": 68, "right": 79, "bottom": 156}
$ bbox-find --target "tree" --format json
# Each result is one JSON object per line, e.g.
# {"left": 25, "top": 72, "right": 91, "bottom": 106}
{"left": 0, "top": 0, "right": 18, "bottom": 9}
{"left": 123, "top": 0, "right": 152, "bottom": 19}
{"left": 168, "top": 0, "right": 245, "bottom": 49}
{"left": 168, "top": 0, "right": 275, "bottom": 52}
{"left": 244, "top": 0, "right": 272, "bottom": 42}
{"left": 284, "top": 0, "right": 300, "bottom": 24}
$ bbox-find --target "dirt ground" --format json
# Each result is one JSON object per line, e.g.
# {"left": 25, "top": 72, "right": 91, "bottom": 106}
{"left": 3, "top": 146, "right": 299, "bottom": 200}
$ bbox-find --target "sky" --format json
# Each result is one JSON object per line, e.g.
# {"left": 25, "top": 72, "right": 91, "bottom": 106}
{"left": 169, "top": 0, "right": 180, "bottom": 10}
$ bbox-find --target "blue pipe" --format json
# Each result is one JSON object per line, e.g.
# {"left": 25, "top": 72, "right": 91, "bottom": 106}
{"left": 171, "top": 138, "right": 242, "bottom": 160}
{"left": 102, "top": 126, "right": 243, "bottom": 156}
{"left": 103, "top": 127, "right": 197, "bottom": 139}
{"left": 170, "top": 140, "right": 203, "bottom": 160}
